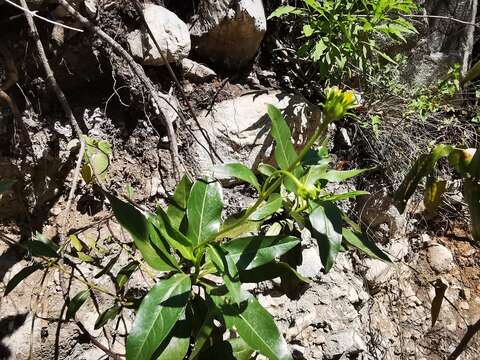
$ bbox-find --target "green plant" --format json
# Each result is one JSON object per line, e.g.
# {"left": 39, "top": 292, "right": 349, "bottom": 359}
{"left": 80, "top": 136, "right": 112, "bottom": 184}
{"left": 5, "top": 88, "right": 391, "bottom": 360}
{"left": 269, "top": 0, "right": 417, "bottom": 81}
{"left": 394, "top": 144, "right": 480, "bottom": 241}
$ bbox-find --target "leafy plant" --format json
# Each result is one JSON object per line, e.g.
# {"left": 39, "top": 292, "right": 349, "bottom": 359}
{"left": 81, "top": 136, "right": 112, "bottom": 184}
{"left": 4, "top": 88, "right": 391, "bottom": 359}
{"left": 394, "top": 144, "right": 480, "bottom": 241}
{"left": 269, "top": 0, "right": 417, "bottom": 81}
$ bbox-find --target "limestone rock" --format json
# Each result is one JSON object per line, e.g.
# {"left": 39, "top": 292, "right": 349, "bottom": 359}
{"left": 428, "top": 243, "right": 454, "bottom": 273}
{"left": 190, "top": 90, "right": 322, "bottom": 175}
{"left": 127, "top": 4, "right": 191, "bottom": 66}
{"left": 180, "top": 58, "right": 216, "bottom": 82}
{"left": 297, "top": 247, "right": 323, "bottom": 279}
{"left": 189, "top": 0, "right": 266, "bottom": 70}
{"left": 322, "top": 329, "right": 367, "bottom": 359}
{"left": 365, "top": 259, "right": 394, "bottom": 288}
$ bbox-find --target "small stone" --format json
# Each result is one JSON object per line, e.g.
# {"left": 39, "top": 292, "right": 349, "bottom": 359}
{"left": 297, "top": 247, "right": 323, "bottom": 278}
{"left": 50, "top": 207, "right": 62, "bottom": 216}
{"left": 180, "top": 59, "right": 216, "bottom": 82}
{"left": 84, "top": 0, "right": 98, "bottom": 18}
{"left": 364, "top": 259, "right": 393, "bottom": 287}
{"left": 427, "top": 244, "right": 454, "bottom": 273}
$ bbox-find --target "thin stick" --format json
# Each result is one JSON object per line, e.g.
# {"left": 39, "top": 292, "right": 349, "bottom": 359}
{"left": 3, "top": 0, "right": 84, "bottom": 32}
{"left": 448, "top": 318, "right": 480, "bottom": 360}
{"left": 132, "top": 0, "right": 224, "bottom": 164}
{"left": 402, "top": 14, "right": 480, "bottom": 29}
{"left": 56, "top": 0, "right": 183, "bottom": 176}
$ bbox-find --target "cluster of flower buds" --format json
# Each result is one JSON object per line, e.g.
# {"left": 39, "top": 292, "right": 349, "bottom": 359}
{"left": 322, "top": 86, "right": 357, "bottom": 122}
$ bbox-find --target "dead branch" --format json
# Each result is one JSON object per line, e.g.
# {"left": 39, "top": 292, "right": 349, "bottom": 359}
{"left": 56, "top": 0, "right": 183, "bottom": 177}
{"left": 448, "top": 318, "right": 480, "bottom": 360}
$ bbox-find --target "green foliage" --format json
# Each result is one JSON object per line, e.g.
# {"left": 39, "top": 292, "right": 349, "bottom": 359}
{"left": 394, "top": 145, "right": 480, "bottom": 241}
{"left": 269, "top": 0, "right": 417, "bottom": 81}
{"left": 81, "top": 136, "right": 112, "bottom": 184}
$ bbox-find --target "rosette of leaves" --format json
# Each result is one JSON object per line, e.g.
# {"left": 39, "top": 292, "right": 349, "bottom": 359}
{"left": 269, "top": 0, "right": 417, "bottom": 81}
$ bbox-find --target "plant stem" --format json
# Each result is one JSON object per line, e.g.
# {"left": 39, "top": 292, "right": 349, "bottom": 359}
{"left": 212, "top": 118, "right": 331, "bottom": 241}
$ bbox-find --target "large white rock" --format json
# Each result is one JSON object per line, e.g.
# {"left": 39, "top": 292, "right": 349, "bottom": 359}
{"left": 189, "top": 90, "right": 322, "bottom": 175}
{"left": 190, "top": 0, "right": 266, "bottom": 70}
{"left": 428, "top": 243, "right": 454, "bottom": 273}
{"left": 127, "top": 4, "right": 191, "bottom": 66}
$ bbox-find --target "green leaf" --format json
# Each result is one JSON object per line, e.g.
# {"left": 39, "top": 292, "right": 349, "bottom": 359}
{"left": 95, "top": 305, "right": 121, "bottom": 329}
{"left": 318, "top": 168, "right": 369, "bottom": 182}
{"left": 214, "top": 163, "right": 260, "bottom": 192}
{"left": 309, "top": 202, "right": 343, "bottom": 273}
{"left": 467, "top": 148, "right": 480, "bottom": 178}
{"left": 154, "top": 317, "right": 191, "bottom": 360}
{"left": 303, "top": 24, "right": 314, "bottom": 37}
{"left": 186, "top": 180, "right": 223, "bottom": 245}
{"left": 222, "top": 235, "right": 300, "bottom": 270}
{"left": 147, "top": 220, "right": 181, "bottom": 270}
{"left": 216, "top": 217, "right": 261, "bottom": 240}
{"left": 312, "top": 39, "right": 327, "bottom": 62}
{"left": 66, "top": 289, "right": 90, "bottom": 320}
{"left": 190, "top": 309, "right": 216, "bottom": 359}
{"left": 267, "top": 5, "right": 302, "bottom": 19}
{"left": 321, "top": 190, "right": 370, "bottom": 202}
{"left": 424, "top": 178, "right": 447, "bottom": 213}
{"left": 258, "top": 163, "right": 277, "bottom": 177}
{"left": 107, "top": 193, "right": 176, "bottom": 271}
{"left": 249, "top": 193, "right": 282, "bottom": 221}
{"left": 239, "top": 260, "right": 310, "bottom": 284}
{"left": 126, "top": 274, "right": 191, "bottom": 360}
{"left": 207, "top": 245, "right": 242, "bottom": 304}
{"left": 116, "top": 261, "right": 139, "bottom": 289}
{"left": 199, "top": 338, "right": 254, "bottom": 360}
{"left": 69, "top": 234, "right": 83, "bottom": 252}
{"left": 153, "top": 209, "right": 195, "bottom": 261}
{"left": 302, "top": 161, "right": 330, "bottom": 187}
{"left": 167, "top": 175, "right": 193, "bottom": 230}
{"left": 26, "top": 240, "right": 59, "bottom": 258}
{"left": 214, "top": 294, "right": 292, "bottom": 360}
{"left": 267, "top": 104, "right": 298, "bottom": 170}
{"left": 464, "top": 179, "right": 480, "bottom": 242}
{"left": 394, "top": 144, "right": 453, "bottom": 212}
{"left": 94, "top": 254, "right": 120, "bottom": 278}
{"left": 0, "top": 179, "right": 15, "bottom": 194}
{"left": 4, "top": 264, "right": 43, "bottom": 296}
{"left": 342, "top": 228, "right": 391, "bottom": 262}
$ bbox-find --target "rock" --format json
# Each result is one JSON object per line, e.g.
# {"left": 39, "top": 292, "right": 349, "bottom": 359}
{"left": 189, "top": 0, "right": 266, "bottom": 70}
{"left": 180, "top": 58, "right": 216, "bottom": 82}
{"left": 297, "top": 247, "right": 323, "bottom": 278}
{"left": 428, "top": 244, "right": 454, "bottom": 273}
{"left": 323, "top": 329, "right": 367, "bottom": 359}
{"left": 365, "top": 259, "right": 393, "bottom": 288}
{"left": 127, "top": 4, "right": 190, "bottom": 66}
{"left": 190, "top": 90, "right": 322, "bottom": 175}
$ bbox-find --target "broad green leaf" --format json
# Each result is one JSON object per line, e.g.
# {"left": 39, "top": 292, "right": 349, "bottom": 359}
{"left": 207, "top": 245, "right": 242, "bottom": 304}
{"left": 214, "top": 294, "right": 292, "bottom": 360}
{"left": 69, "top": 234, "right": 83, "bottom": 252}
{"left": 147, "top": 220, "right": 180, "bottom": 269}
{"left": 66, "top": 289, "right": 90, "bottom": 320}
{"left": 167, "top": 175, "right": 193, "bottom": 230}
{"left": 154, "top": 317, "right": 191, "bottom": 360}
{"left": 309, "top": 202, "right": 343, "bottom": 273}
{"left": 94, "top": 254, "right": 120, "bottom": 278}
{"left": 216, "top": 217, "right": 261, "bottom": 240}
{"left": 267, "top": 104, "right": 298, "bottom": 170}
{"left": 214, "top": 163, "right": 261, "bottom": 192}
{"left": 249, "top": 193, "right": 282, "bottom": 221}
{"left": 153, "top": 209, "right": 195, "bottom": 261}
{"left": 222, "top": 236, "right": 300, "bottom": 270}
{"left": 424, "top": 178, "right": 447, "bottom": 213}
{"left": 116, "top": 261, "right": 139, "bottom": 289}
{"left": 26, "top": 240, "right": 59, "bottom": 258}
{"left": 95, "top": 304, "right": 121, "bottom": 329}
{"left": 258, "top": 163, "right": 276, "bottom": 177}
{"left": 318, "top": 168, "right": 369, "bottom": 183}
{"left": 321, "top": 190, "right": 370, "bottom": 202}
{"left": 267, "top": 5, "right": 302, "bottom": 19}
{"left": 4, "top": 264, "right": 42, "bottom": 296}
{"left": 189, "top": 309, "right": 216, "bottom": 360}
{"left": 342, "top": 228, "right": 391, "bottom": 262}
{"left": 107, "top": 193, "right": 176, "bottom": 271}
{"left": 186, "top": 180, "right": 223, "bottom": 245}
{"left": 199, "top": 338, "right": 254, "bottom": 360}
{"left": 126, "top": 274, "right": 191, "bottom": 360}
{"left": 239, "top": 261, "right": 309, "bottom": 284}
{"left": 302, "top": 161, "right": 330, "bottom": 187}
{"left": 394, "top": 144, "right": 453, "bottom": 212}
{"left": 0, "top": 179, "right": 15, "bottom": 194}
{"left": 312, "top": 40, "right": 327, "bottom": 62}
{"left": 97, "top": 140, "right": 112, "bottom": 155}
{"left": 464, "top": 179, "right": 480, "bottom": 242}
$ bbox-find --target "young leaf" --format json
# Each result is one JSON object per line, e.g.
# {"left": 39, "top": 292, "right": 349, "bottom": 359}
{"left": 267, "top": 105, "right": 298, "bottom": 170}
{"left": 126, "top": 274, "right": 191, "bottom": 360}
{"left": 186, "top": 180, "right": 223, "bottom": 245}
{"left": 167, "top": 175, "right": 193, "bottom": 230}
{"left": 107, "top": 193, "right": 176, "bottom": 271}
{"left": 116, "top": 261, "right": 139, "bottom": 289}
{"left": 342, "top": 228, "right": 391, "bottom": 262}
{"left": 4, "top": 264, "right": 43, "bottom": 296}
{"left": 309, "top": 202, "right": 343, "bottom": 273}
{"left": 318, "top": 168, "right": 369, "bottom": 183}
{"left": 66, "top": 289, "right": 90, "bottom": 320}
{"left": 207, "top": 245, "right": 242, "bottom": 304}
{"left": 321, "top": 191, "right": 370, "bottom": 202}
{"left": 249, "top": 193, "right": 282, "bottom": 221}
{"left": 153, "top": 208, "right": 195, "bottom": 262}
{"left": 95, "top": 304, "right": 121, "bottom": 329}
{"left": 26, "top": 240, "right": 59, "bottom": 258}
{"left": 214, "top": 163, "right": 261, "bottom": 192}
{"left": 258, "top": 163, "right": 276, "bottom": 177}
{"left": 268, "top": 6, "right": 302, "bottom": 19}
{"left": 222, "top": 236, "right": 300, "bottom": 270}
